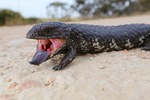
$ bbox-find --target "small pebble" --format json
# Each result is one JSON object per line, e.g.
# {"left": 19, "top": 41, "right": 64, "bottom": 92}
{"left": 4, "top": 66, "right": 13, "bottom": 70}
{"left": 94, "top": 54, "right": 97, "bottom": 57}
{"left": 99, "top": 66, "right": 107, "bottom": 69}
{"left": 43, "top": 77, "right": 55, "bottom": 87}
{"left": 5, "top": 78, "right": 12, "bottom": 82}
{"left": 89, "top": 57, "right": 94, "bottom": 60}
{"left": 8, "top": 82, "right": 18, "bottom": 89}
{"left": 43, "top": 81, "right": 51, "bottom": 86}
{"left": 31, "top": 70, "right": 35, "bottom": 73}
{"left": 0, "top": 72, "right": 4, "bottom": 75}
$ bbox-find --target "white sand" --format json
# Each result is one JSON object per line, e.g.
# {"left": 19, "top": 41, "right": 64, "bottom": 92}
{"left": 0, "top": 15, "right": 150, "bottom": 100}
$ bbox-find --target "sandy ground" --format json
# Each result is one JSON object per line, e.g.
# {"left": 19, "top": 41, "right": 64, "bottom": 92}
{"left": 0, "top": 15, "right": 150, "bottom": 100}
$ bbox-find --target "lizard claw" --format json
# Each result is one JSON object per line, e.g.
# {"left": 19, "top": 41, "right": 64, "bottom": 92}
{"left": 52, "top": 65, "right": 64, "bottom": 71}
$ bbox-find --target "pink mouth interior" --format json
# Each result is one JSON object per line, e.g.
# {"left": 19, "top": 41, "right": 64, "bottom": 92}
{"left": 38, "top": 39, "right": 65, "bottom": 55}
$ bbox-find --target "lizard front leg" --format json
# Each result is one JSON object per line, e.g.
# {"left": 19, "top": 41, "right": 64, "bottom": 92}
{"left": 52, "top": 46, "right": 77, "bottom": 71}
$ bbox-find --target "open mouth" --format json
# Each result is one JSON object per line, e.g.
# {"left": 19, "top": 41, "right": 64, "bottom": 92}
{"left": 38, "top": 39, "right": 65, "bottom": 55}
{"left": 29, "top": 39, "right": 65, "bottom": 65}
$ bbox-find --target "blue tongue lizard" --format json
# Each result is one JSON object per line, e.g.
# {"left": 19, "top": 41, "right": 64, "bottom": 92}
{"left": 29, "top": 50, "right": 50, "bottom": 65}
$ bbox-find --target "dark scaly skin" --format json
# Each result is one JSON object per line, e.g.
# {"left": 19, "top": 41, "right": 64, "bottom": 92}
{"left": 26, "top": 22, "right": 150, "bottom": 70}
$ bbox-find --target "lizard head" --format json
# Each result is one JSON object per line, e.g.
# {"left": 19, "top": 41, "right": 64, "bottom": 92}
{"left": 26, "top": 22, "right": 71, "bottom": 65}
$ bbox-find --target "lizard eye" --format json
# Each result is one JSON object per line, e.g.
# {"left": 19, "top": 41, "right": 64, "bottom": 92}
{"left": 45, "top": 29, "right": 51, "bottom": 33}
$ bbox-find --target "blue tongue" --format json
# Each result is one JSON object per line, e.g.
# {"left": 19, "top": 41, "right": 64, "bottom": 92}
{"left": 29, "top": 50, "right": 50, "bottom": 65}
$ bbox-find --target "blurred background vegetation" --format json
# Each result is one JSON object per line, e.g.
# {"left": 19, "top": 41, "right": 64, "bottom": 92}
{"left": 0, "top": 9, "right": 41, "bottom": 26}
{"left": 0, "top": 0, "right": 150, "bottom": 26}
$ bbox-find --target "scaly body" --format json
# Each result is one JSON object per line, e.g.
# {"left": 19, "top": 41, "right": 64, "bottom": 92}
{"left": 26, "top": 22, "right": 150, "bottom": 70}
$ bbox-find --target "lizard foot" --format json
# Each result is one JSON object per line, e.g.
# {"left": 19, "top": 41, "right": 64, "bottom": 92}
{"left": 52, "top": 65, "right": 64, "bottom": 71}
